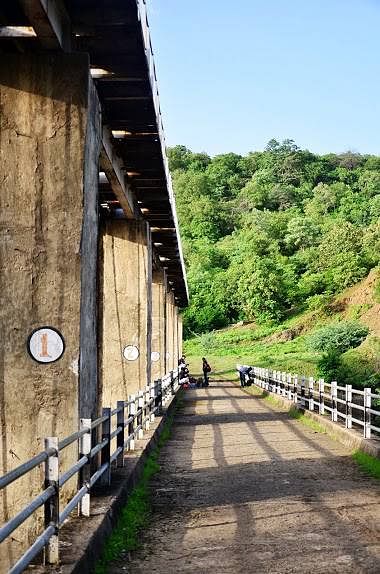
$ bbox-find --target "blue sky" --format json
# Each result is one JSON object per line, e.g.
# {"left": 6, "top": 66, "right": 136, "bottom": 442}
{"left": 146, "top": 0, "right": 380, "bottom": 157}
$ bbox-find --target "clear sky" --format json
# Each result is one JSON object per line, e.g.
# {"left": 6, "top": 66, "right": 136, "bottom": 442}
{"left": 146, "top": 0, "right": 380, "bottom": 157}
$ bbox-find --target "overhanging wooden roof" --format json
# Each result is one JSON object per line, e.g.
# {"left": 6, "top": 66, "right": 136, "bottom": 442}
{"left": 0, "top": 0, "right": 188, "bottom": 306}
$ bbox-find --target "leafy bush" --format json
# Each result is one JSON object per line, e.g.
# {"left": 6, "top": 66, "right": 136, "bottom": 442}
{"left": 308, "top": 321, "right": 369, "bottom": 354}
{"left": 316, "top": 350, "right": 342, "bottom": 382}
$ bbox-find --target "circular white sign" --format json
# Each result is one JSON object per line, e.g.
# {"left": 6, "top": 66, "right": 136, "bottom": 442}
{"left": 28, "top": 327, "right": 65, "bottom": 364}
{"left": 123, "top": 345, "right": 139, "bottom": 361}
{"left": 151, "top": 351, "right": 160, "bottom": 362}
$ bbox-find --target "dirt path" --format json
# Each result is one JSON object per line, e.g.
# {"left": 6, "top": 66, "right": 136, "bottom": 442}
{"left": 109, "top": 380, "right": 380, "bottom": 574}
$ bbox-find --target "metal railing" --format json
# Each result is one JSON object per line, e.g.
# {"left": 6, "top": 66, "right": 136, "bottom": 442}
{"left": 0, "top": 370, "right": 179, "bottom": 574}
{"left": 241, "top": 366, "right": 380, "bottom": 439}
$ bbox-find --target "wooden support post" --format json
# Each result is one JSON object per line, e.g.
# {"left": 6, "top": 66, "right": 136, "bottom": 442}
{"left": 345, "top": 385, "right": 352, "bottom": 429}
{"left": 117, "top": 401, "right": 125, "bottom": 467}
{"left": 301, "top": 375, "right": 306, "bottom": 408}
{"left": 150, "top": 382, "right": 156, "bottom": 422}
{"left": 100, "top": 408, "right": 111, "bottom": 486}
{"left": 294, "top": 375, "right": 299, "bottom": 404}
{"left": 156, "top": 378, "right": 162, "bottom": 414}
{"left": 364, "top": 387, "right": 372, "bottom": 438}
{"left": 144, "top": 386, "right": 150, "bottom": 431}
{"left": 79, "top": 418, "right": 91, "bottom": 516}
{"left": 309, "top": 377, "right": 314, "bottom": 411}
{"left": 319, "top": 379, "right": 325, "bottom": 415}
{"left": 331, "top": 381, "right": 338, "bottom": 422}
{"left": 44, "top": 437, "right": 59, "bottom": 564}
{"left": 129, "top": 394, "right": 136, "bottom": 451}
{"left": 138, "top": 391, "right": 144, "bottom": 439}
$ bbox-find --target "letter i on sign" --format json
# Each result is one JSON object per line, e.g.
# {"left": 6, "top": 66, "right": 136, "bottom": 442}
{"left": 40, "top": 333, "right": 51, "bottom": 358}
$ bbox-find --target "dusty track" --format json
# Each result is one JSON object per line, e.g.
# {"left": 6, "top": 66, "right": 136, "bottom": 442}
{"left": 110, "top": 380, "right": 380, "bottom": 574}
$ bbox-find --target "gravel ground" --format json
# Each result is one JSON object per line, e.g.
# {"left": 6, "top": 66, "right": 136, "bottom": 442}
{"left": 109, "top": 380, "right": 380, "bottom": 574}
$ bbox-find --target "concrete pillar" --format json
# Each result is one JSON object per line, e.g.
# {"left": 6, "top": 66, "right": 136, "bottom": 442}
{"left": 0, "top": 54, "right": 101, "bottom": 567}
{"left": 178, "top": 314, "right": 183, "bottom": 359}
{"left": 99, "top": 219, "right": 152, "bottom": 405}
{"left": 165, "top": 290, "right": 175, "bottom": 372}
{"left": 151, "top": 270, "right": 167, "bottom": 382}
{"left": 173, "top": 305, "right": 179, "bottom": 369}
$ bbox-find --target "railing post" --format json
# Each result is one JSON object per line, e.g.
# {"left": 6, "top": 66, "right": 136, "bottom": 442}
{"left": 309, "top": 377, "right": 314, "bottom": 411}
{"left": 300, "top": 375, "right": 306, "bottom": 408}
{"left": 44, "top": 437, "right": 59, "bottom": 564}
{"left": 331, "top": 381, "right": 338, "bottom": 422}
{"left": 156, "top": 378, "right": 162, "bottom": 414}
{"left": 144, "top": 386, "right": 150, "bottom": 431}
{"left": 137, "top": 391, "right": 144, "bottom": 439}
{"left": 79, "top": 419, "right": 91, "bottom": 516}
{"left": 150, "top": 382, "right": 156, "bottom": 422}
{"left": 287, "top": 373, "right": 292, "bottom": 400}
{"left": 345, "top": 385, "right": 352, "bottom": 429}
{"left": 129, "top": 394, "right": 136, "bottom": 451}
{"left": 117, "top": 401, "right": 125, "bottom": 467}
{"left": 293, "top": 375, "right": 298, "bottom": 404}
{"left": 100, "top": 407, "right": 111, "bottom": 486}
{"left": 319, "top": 379, "right": 325, "bottom": 415}
{"left": 170, "top": 370, "right": 174, "bottom": 395}
{"left": 364, "top": 387, "right": 372, "bottom": 438}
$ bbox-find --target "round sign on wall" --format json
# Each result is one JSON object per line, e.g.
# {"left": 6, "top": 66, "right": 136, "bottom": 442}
{"left": 123, "top": 345, "right": 139, "bottom": 361}
{"left": 27, "top": 327, "right": 65, "bottom": 364}
{"left": 151, "top": 351, "right": 160, "bottom": 362}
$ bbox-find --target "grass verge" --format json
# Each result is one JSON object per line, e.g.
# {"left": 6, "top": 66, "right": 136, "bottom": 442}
{"left": 94, "top": 399, "right": 179, "bottom": 574}
{"left": 352, "top": 450, "right": 380, "bottom": 480}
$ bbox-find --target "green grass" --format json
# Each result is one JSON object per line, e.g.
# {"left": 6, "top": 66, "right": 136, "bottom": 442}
{"left": 94, "top": 403, "right": 179, "bottom": 574}
{"left": 288, "top": 406, "right": 327, "bottom": 434}
{"left": 352, "top": 450, "right": 380, "bottom": 480}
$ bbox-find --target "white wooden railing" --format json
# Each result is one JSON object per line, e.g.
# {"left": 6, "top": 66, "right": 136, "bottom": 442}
{"left": 0, "top": 370, "right": 179, "bottom": 574}
{"left": 240, "top": 366, "right": 380, "bottom": 439}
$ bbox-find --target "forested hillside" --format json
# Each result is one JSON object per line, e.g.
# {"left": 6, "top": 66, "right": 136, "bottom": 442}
{"left": 169, "top": 140, "right": 380, "bottom": 336}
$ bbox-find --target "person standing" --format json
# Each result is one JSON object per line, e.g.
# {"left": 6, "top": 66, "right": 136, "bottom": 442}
{"left": 202, "top": 357, "right": 211, "bottom": 387}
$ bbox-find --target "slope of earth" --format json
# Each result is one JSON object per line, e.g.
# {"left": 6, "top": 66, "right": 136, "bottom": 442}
{"left": 184, "top": 268, "right": 380, "bottom": 383}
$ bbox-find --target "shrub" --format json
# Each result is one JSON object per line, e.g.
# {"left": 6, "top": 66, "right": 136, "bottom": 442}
{"left": 308, "top": 321, "right": 369, "bottom": 354}
{"left": 316, "top": 350, "right": 342, "bottom": 382}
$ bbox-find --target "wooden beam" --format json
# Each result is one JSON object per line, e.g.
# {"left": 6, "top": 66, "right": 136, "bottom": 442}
{"left": 101, "top": 126, "right": 140, "bottom": 220}
{"left": 19, "top": 0, "right": 71, "bottom": 51}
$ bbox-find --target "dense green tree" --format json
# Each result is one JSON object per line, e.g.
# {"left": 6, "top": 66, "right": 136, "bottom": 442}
{"left": 169, "top": 140, "right": 380, "bottom": 333}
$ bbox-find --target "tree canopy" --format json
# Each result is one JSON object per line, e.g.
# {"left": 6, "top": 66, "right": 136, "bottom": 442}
{"left": 168, "top": 141, "right": 380, "bottom": 335}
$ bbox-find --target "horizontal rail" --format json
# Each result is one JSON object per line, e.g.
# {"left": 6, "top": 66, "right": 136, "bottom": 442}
{"left": 0, "top": 368, "right": 180, "bottom": 573}
{"left": 0, "top": 486, "right": 55, "bottom": 543}
{"left": 246, "top": 365, "right": 380, "bottom": 441}
{"left": 9, "top": 525, "right": 56, "bottom": 574}
{"left": 0, "top": 448, "right": 55, "bottom": 490}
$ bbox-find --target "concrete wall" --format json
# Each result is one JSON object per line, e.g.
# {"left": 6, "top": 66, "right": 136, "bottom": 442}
{"left": 151, "top": 270, "right": 167, "bottom": 381}
{"left": 178, "top": 314, "right": 183, "bottom": 359}
{"left": 165, "top": 290, "right": 174, "bottom": 371}
{"left": 98, "top": 219, "right": 152, "bottom": 409}
{"left": 0, "top": 54, "right": 100, "bottom": 568}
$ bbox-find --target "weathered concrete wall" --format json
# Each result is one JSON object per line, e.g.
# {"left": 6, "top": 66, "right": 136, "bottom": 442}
{"left": 99, "top": 219, "right": 152, "bottom": 409}
{"left": 0, "top": 54, "right": 101, "bottom": 569}
{"left": 165, "top": 290, "right": 175, "bottom": 371}
{"left": 178, "top": 314, "right": 183, "bottom": 359}
{"left": 151, "top": 270, "right": 167, "bottom": 381}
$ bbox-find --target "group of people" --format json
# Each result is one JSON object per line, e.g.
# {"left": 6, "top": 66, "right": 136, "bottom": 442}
{"left": 178, "top": 356, "right": 212, "bottom": 389}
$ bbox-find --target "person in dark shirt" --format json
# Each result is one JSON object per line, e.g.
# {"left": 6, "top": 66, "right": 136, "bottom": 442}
{"left": 238, "top": 365, "right": 252, "bottom": 387}
{"left": 202, "top": 357, "right": 211, "bottom": 387}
